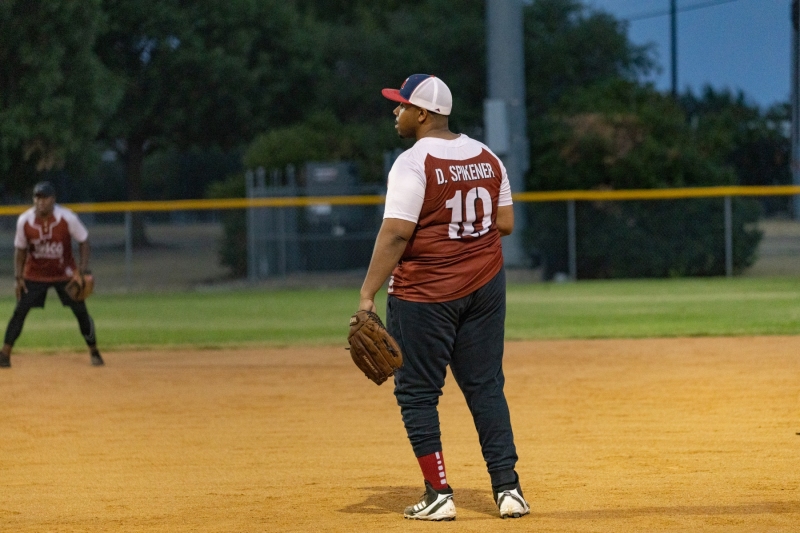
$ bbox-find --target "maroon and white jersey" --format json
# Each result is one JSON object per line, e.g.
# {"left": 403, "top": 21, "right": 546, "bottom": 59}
{"left": 14, "top": 205, "right": 88, "bottom": 282}
{"left": 384, "top": 134, "right": 512, "bottom": 302}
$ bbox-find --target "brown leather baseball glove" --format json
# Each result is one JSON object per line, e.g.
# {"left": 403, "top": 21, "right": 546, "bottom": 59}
{"left": 65, "top": 273, "right": 94, "bottom": 302}
{"left": 348, "top": 310, "right": 403, "bottom": 385}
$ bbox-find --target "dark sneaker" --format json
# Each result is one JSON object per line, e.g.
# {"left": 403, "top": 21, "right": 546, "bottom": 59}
{"left": 403, "top": 480, "right": 456, "bottom": 521}
{"left": 90, "top": 349, "right": 104, "bottom": 366}
{"left": 0, "top": 351, "right": 9, "bottom": 368}
{"left": 493, "top": 479, "right": 530, "bottom": 519}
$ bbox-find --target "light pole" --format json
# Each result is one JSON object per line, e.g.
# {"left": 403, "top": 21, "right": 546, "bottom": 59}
{"left": 792, "top": 0, "right": 800, "bottom": 218}
{"left": 670, "top": 0, "right": 678, "bottom": 96}
{"left": 485, "top": 0, "right": 530, "bottom": 267}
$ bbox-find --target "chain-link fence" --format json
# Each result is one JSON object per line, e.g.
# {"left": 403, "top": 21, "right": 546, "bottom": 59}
{"left": 0, "top": 188, "right": 798, "bottom": 293}
{"left": 0, "top": 211, "right": 230, "bottom": 292}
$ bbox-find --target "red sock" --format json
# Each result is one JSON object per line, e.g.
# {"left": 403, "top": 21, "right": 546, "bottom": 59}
{"left": 417, "top": 451, "right": 448, "bottom": 490}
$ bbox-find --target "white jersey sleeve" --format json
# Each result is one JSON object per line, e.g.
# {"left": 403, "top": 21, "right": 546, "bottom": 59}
{"left": 13, "top": 211, "right": 30, "bottom": 249}
{"left": 58, "top": 206, "right": 89, "bottom": 243}
{"left": 383, "top": 151, "right": 426, "bottom": 223}
{"left": 497, "top": 158, "right": 512, "bottom": 207}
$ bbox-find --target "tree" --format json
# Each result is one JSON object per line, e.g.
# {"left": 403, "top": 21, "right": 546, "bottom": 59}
{"left": 290, "top": 0, "right": 486, "bottom": 135}
{"left": 94, "top": 0, "right": 314, "bottom": 244}
{"left": 524, "top": 0, "right": 655, "bottom": 118}
{"left": 514, "top": 1, "right": 764, "bottom": 278}
{"left": 0, "top": 0, "right": 118, "bottom": 196}
{"left": 681, "top": 88, "right": 791, "bottom": 215}
{"left": 244, "top": 111, "right": 397, "bottom": 182}
{"left": 528, "top": 80, "right": 762, "bottom": 278}
{"left": 203, "top": 0, "right": 767, "bottom": 279}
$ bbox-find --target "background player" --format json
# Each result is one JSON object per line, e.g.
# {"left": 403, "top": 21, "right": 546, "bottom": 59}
{"left": 0, "top": 181, "right": 103, "bottom": 368}
{"left": 358, "top": 74, "right": 529, "bottom": 520}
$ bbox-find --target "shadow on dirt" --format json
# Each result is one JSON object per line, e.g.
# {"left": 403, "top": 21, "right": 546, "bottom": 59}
{"left": 341, "top": 488, "right": 799, "bottom": 522}
{"left": 338, "top": 485, "right": 498, "bottom": 517}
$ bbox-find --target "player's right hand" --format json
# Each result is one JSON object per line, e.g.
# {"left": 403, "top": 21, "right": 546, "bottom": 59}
{"left": 15, "top": 278, "right": 27, "bottom": 301}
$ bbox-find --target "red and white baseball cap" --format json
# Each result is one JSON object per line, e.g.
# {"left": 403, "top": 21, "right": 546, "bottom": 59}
{"left": 381, "top": 74, "right": 452, "bottom": 116}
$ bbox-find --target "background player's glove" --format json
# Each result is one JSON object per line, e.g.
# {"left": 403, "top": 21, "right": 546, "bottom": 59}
{"left": 348, "top": 310, "right": 403, "bottom": 385}
{"left": 65, "top": 272, "right": 94, "bottom": 302}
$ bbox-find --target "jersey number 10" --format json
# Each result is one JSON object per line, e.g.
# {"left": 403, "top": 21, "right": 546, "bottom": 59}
{"left": 445, "top": 187, "right": 493, "bottom": 239}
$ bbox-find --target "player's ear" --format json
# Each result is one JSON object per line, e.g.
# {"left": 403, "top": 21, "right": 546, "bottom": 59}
{"left": 417, "top": 107, "right": 428, "bottom": 124}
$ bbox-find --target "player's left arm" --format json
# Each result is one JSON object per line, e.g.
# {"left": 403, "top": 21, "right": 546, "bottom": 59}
{"left": 359, "top": 218, "right": 416, "bottom": 313}
{"left": 495, "top": 156, "right": 514, "bottom": 237}
{"left": 64, "top": 209, "right": 90, "bottom": 274}
{"left": 496, "top": 205, "right": 514, "bottom": 236}
{"left": 77, "top": 240, "right": 90, "bottom": 274}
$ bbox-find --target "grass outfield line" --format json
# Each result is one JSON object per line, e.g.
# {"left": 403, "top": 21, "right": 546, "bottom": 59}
{"left": 2, "top": 277, "right": 799, "bottom": 351}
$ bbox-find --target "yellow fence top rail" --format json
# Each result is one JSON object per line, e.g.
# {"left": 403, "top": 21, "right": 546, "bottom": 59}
{"left": 513, "top": 185, "right": 800, "bottom": 202}
{"left": 1, "top": 185, "right": 799, "bottom": 216}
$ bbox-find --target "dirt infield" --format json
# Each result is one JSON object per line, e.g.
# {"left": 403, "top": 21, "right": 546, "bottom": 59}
{"left": 1, "top": 337, "right": 798, "bottom": 532}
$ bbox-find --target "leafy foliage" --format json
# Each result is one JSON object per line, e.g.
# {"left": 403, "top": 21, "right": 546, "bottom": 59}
{"left": 0, "top": 0, "right": 119, "bottom": 195}
{"left": 96, "top": 0, "right": 312, "bottom": 149}
{"left": 681, "top": 88, "right": 791, "bottom": 214}
{"left": 244, "top": 112, "right": 397, "bottom": 184}
{"left": 93, "top": 0, "right": 314, "bottom": 244}
{"left": 247, "top": 0, "right": 659, "bottom": 183}
{"left": 298, "top": 0, "right": 486, "bottom": 132}
{"left": 528, "top": 80, "right": 762, "bottom": 278}
{"left": 524, "top": 0, "right": 655, "bottom": 118}
{"left": 1, "top": 0, "right": 784, "bottom": 280}
{"left": 206, "top": 174, "right": 247, "bottom": 276}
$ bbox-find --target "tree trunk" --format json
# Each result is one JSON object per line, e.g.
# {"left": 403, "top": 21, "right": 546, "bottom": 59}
{"left": 125, "top": 138, "right": 150, "bottom": 247}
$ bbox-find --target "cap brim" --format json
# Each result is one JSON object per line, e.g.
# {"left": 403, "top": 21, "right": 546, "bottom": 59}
{"left": 381, "top": 88, "right": 411, "bottom": 104}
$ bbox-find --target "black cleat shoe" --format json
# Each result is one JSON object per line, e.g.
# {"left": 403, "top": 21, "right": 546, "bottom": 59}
{"left": 0, "top": 352, "right": 9, "bottom": 368}
{"left": 90, "top": 349, "right": 104, "bottom": 366}
{"left": 403, "top": 480, "right": 456, "bottom": 521}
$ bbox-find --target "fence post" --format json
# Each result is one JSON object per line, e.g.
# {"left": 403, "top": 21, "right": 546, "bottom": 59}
{"left": 724, "top": 195, "right": 733, "bottom": 277}
{"left": 245, "top": 170, "right": 257, "bottom": 282}
{"left": 124, "top": 211, "right": 133, "bottom": 289}
{"left": 567, "top": 199, "right": 577, "bottom": 280}
{"left": 278, "top": 207, "right": 287, "bottom": 277}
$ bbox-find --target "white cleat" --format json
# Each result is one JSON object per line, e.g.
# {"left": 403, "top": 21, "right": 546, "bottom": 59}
{"left": 404, "top": 481, "right": 456, "bottom": 521}
{"left": 496, "top": 486, "right": 530, "bottom": 519}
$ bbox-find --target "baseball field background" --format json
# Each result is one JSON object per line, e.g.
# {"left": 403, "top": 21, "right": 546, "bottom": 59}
{"left": 0, "top": 194, "right": 798, "bottom": 533}
{"left": 1, "top": 274, "right": 799, "bottom": 532}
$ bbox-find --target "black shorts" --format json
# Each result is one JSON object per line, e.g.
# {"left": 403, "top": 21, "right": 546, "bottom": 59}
{"left": 16, "top": 280, "right": 85, "bottom": 312}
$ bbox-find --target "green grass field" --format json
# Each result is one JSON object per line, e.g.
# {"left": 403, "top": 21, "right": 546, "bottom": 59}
{"left": 4, "top": 277, "right": 799, "bottom": 351}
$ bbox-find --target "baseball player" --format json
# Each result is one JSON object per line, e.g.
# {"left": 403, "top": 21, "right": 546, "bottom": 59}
{"left": 358, "top": 74, "right": 529, "bottom": 520}
{"left": 0, "top": 181, "right": 103, "bottom": 368}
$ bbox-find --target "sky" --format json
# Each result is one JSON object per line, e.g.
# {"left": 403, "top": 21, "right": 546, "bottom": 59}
{"left": 585, "top": 0, "right": 791, "bottom": 109}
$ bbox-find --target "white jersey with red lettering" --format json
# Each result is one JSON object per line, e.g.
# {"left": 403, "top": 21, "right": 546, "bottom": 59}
{"left": 384, "top": 134, "right": 512, "bottom": 303}
{"left": 14, "top": 205, "right": 88, "bottom": 282}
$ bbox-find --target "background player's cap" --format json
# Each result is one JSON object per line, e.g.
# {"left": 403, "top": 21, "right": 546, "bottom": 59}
{"left": 33, "top": 181, "right": 56, "bottom": 198}
{"left": 382, "top": 74, "right": 452, "bottom": 116}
